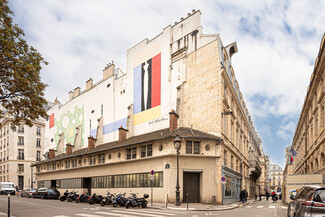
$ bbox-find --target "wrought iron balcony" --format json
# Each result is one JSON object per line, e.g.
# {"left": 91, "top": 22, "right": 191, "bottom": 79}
{"left": 17, "top": 156, "right": 24, "bottom": 160}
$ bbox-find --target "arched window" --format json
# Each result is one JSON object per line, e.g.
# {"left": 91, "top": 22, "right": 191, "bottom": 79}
{"left": 315, "top": 158, "right": 319, "bottom": 171}
{"left": 310, "top": 162, "right": 314, "bottom": 173}
{"left": 321, "top": 153, "right": 325, "bottom": 167}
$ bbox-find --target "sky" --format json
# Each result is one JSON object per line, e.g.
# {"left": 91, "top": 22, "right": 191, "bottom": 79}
{"left": 8, "top": 0, "right": 325, "bottom": 168}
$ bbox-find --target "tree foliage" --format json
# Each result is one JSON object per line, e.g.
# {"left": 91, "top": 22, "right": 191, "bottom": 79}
{"left": 0, "top": 0, "right": 48, "bottom": 129}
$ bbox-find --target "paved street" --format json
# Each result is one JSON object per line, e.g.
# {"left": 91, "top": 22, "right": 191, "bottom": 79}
{"left": 0, "top": 195, "right": 287, "bottom": 217}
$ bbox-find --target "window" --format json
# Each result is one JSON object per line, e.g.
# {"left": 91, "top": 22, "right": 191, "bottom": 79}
{"left": 98, "top": 154, "right": 105, "bottom": 164}
{"left": 18, "top": 164, "right": 24, "bottom": 172}
{"left": 18, "top": 136, "right": 24, "bottom": 146}
{"left": 224, "top": 150, "right": 227, "bottom": 166}
{"left": 322, "top": 104, "right": 324, "bottom": 129}
{"left": 225, "top": 176, "right": 231, "bottom": 196}
{"left": 36, "top": 139, "right": 41, "bottom": 147}
{"left": 89, "top": 155, "right": 96, "bottom": 165}
{"left": 316, "top": 115, "right": 318, "bottom": 137}
{"left": 18, "top": 125, "right": 24, "bottom": 133}
{"left": 186, "top": 141, "right": 200, "bottom": 154}
{"left": 141, "top": 144, "right": 152, "bottom": 158}
{"left": 71, "top": 159, "right": 77, "bottom": 168}
{"left": 314, "top": 189, "right": 325, "bottom": 203}
{"left": 47, "top": 164, "right": 51, "bottom": 171}
{"left": 18, "top": 149, "right": 24, "bottom": 160}
{"left": 126, "top": 147, "right": 136, "bottom": 160}
{"left": 36, "top": 151, "right": 41, "bottom": 161}
{"left": 36, "top": 127, "right": 41, "bottom": 136}
{"left": 65, "top": 160, "right": 70, "bottom": 169}
{"left": 231, "top": 155, "right": 234, "bottom": 169}
{"left": 52, "top": 163, "right": 56, "bottom": 171}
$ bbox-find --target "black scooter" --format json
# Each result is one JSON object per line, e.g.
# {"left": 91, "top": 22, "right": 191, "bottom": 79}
{"left": 76, "top": 193, "right": 90, "bottom": 203}
{"left": 88, "top": 193, "right": 103, "bottom": 205}
{"left": 112, "top": 193, "right": 128, "bottom": 207}
{"left": 101, "top": 190, "right": 115, "bottom": 206}
{"left": 67, "top": 190, "right": 78, "bottom": 202}
{"left": 59, "top": 190, "right": 69, "bottom": 202}
{"left": 125, "top": 193, "right": 149, "bottom": 209}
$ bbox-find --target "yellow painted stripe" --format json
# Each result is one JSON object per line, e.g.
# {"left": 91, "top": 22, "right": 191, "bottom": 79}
{"left": 134, "top": 106, "right": 161, "bottom": 125}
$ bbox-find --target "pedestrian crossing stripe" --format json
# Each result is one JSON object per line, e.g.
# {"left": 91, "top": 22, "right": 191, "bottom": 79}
{"left": 135, "top": 210, "right": 177, "bottom": 215}
{"left": 257, "top": 206, "right": 263, "bottom": 208}
{"left": 269, "top": 206, "right": 275, "bottom": 208}
{"left": 95, "top": 211, "right": 134, "bottom": 217}
{"left": 109, "top": 209, "right": 164, "bottom": 217}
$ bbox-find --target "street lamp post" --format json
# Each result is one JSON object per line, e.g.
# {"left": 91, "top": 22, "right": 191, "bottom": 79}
{"left": 174, "top": 135, "right": 181, "bottom": 206}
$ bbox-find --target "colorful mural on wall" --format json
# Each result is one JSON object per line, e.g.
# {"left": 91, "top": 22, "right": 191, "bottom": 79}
{"left": 51, "top": 105, "right": 85, "bottom": 149}
{"left": 89, "top": 117, "right": 127, "bottom": 138}
{"left": 133, "top": 53, "right": 161, "bottom": 125}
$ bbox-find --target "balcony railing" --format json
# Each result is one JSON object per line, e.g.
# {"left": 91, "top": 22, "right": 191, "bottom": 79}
{"left": 17, "top": 156, "right": 24, "bottom": 160}
{"left": 17, "top": 143, "right": 24, "bottom": 146}
{"left": 17, "top": 130, "right": 24, "bottom": 133}
{"left": 36, "top": 158, "right": 41, "bottom": 161}
{"left": 17, "top": 170, "right": 24, "bottom": 174}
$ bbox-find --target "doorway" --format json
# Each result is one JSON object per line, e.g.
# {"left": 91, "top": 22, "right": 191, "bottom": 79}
{"left": 183, "top": 173, "right": 200, "bottom": 203}
{"left": 51, "top": 180, "right": 56, "bottom": 188}
{"left": 18, "top": 176, "right": 24, "bottom": 190}
{"left": 83, "top": 178, "right": 91, "bottom": 194}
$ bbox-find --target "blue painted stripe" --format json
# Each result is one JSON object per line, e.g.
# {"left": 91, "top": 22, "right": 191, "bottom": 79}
{"left": 103, "top": 117, "right": 127, "bottom": 135}
{"left": 89, "top": 129, "right": 97, "bottom": 138}
{"left": 133, "top": 64, "right": 142, "bottom": 114}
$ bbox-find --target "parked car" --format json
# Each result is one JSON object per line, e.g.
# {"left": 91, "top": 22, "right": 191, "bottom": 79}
{"left": 32, "top": 188, "right": 60, "bottom": 199}
{"left": 0, "top": 182, "right": 15, "bottom": 195}
{"left": 21, "top": 189, "right": 36, "bottom": 198}
{"left": 288, "top": 185, "right": 325, "bottom": 217}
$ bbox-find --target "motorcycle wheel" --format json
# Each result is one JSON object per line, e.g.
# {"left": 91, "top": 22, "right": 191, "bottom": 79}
{"left": 141, "top": 203, "right": 147, "bottom": 208}
{"left": 101, "top": 201, "right": 106, "bottom": 206}
{"left": 89, "top": 199, "right": 95, "bottom": 205}
{"left": 67, "top": 198, "right": 72, "bottom": 202}
{"left": 126, "top": 203, "right": 131, "bottom": 209}
{"left": 113, "top": 203, "right": 118, "bottom": 208}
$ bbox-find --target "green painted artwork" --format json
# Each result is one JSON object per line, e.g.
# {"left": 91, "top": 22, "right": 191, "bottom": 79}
{"left": 54, "top": 105, "right": 84, "bottom": 149}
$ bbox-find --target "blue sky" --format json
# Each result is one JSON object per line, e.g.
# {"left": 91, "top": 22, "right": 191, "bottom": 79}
{"left": 9, "top": 0, "right": 325, "bottom": 168}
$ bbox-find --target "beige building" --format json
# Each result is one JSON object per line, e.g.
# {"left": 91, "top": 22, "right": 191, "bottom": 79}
{"left": 0, "top": 112, "right": 45, "bottom": 190}
{"left": 290, "top": 33, "right": 325, "bottom": 175}
{"left": 34, "top": 10, "right": 267, "bottom": 205}
{"left": 270, "top": 164, "right": 283, "bottom": 192}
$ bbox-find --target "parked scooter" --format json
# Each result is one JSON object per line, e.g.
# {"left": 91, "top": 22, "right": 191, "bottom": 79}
{"left": 112, "top": 193, "right": 128, "bottom": 207}
{"left": 100, "top": 190, "right": 115, "bottom": 206}
{"left": 125, "top": 193, "right": 149, "bottom": 209}
{"left": 67, "top": 190, "right": 78, "bottom": 202}
{"left": 88, "top": 193, "right": 103, "bottom": 205}
{"left": 76, "top": 193, "right": 90, "bottom": 203}
{"left": 59, "top": 190, "right": 69, "bottom": 202}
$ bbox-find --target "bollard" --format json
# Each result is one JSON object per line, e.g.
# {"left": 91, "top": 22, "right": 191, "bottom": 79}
{"left": 166, "top": 194, "right": 168, "bottom": 209}
{"left": 187, "top": 193, "right": 189, "bottom": 210}
{"left": 8, "top": 194, "right": 10, "bottom": 217}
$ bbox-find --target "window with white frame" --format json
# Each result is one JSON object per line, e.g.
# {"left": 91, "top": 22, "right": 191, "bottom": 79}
{"left": 186, "top": 141, "right": 200, "bottom": 154}
{"left": 36, "top": 127, "right": 41, "bottom": 136}
{"left": 98, "top": 154, "right": 105, "bottom": 164}
{"left": 36, "top": 139, "right": 41, "bottom": 147}
{"left": 141, "top": 144, "right": 152, "bottom": 158}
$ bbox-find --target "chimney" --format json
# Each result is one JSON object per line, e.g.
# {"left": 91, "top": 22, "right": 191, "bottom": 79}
{"left": 86, "top": 78, "right": 93, "bottom": 90}
{"left": 103, "top": 61, "right": 115, "bottom": 80}
{"left": 74, "top": 87, "right": 81, "bottom": 98}
{"left": 66, "top": 143, "right": 73, "bottom": 155}
{"left": 169, "top": 110, "right": 179, "bottom": 131}
{"left": 188, "top": 13, "right": 191, "bottom": 16}
{"left": 54, "top": 97, "right": 59, "bottom": 105}
{"left": 49, "top": 149, "right": 56, "bottom": 159}
{"left": 192, "top": 9, "right": 196, "bottom": 13}
{"left": 118, "top": 126, "right": 128, "bottom": 143}
{"left": 69, "top": 91, "right": 74, "bottom": 101}
{"left": 88, "top": 136, "right": 96, "bottom": 150}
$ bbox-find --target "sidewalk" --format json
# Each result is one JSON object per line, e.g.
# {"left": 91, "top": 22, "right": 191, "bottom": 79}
{"left": 149, "top": 199, "right": 256, "bottom": 211}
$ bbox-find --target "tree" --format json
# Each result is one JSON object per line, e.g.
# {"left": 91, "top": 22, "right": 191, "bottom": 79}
{"left": 0, "top": 0, "right": 48, "bottom": 129}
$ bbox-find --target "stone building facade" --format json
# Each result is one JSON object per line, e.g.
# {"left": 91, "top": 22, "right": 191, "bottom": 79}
{"left": 290, "top": 34, "right": 325, "bottom": 175}
{"left": 0, "top": 112, "right": 45, "bottom": 190}
{"left": 34, "top": 10, "right": 266, "bottom": 204}
{"left": 270, "top": 164, "right": 283, "bottom": 192}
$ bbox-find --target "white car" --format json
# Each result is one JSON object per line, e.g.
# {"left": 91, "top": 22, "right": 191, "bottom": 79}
{"left": 0, "top": 182, "right": 15, "bottom": 195}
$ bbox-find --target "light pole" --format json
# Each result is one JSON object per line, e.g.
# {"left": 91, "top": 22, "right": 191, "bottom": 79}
{"left": 174, "top": 135, "right": 181, "bottom": 206}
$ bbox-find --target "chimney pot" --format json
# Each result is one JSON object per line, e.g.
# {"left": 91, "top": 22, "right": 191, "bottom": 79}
{"left": 66, "top": 143, "right": 73, "bottom": 155}
{"left": 192, "top": 9, "right": 196, "bottom": 13}
{"left": 69, "top": 91, "right": 74, "bottom": 101}
{"left": 86, "top": 78, "right": 93, "bottom": 90}
{"left": 118, "top": 127, "right": 128, "bottom": 143}
{"left": 49, "top": 149, "right": 56, "bottom": 159}
{"left": 188, "top": 13, "right": 191, "bottom": 16}
{"left": 174, "top": 21, "right": 177, "bottom": 25}
{"left": 169, "top": 110, "right": 179, "bottom": 131}
{"left": 88, "top": 136, "right": 97, "bottom": 150}
{"left": 180, "top": 17, "right": 184, "bottom": 21}
{"left": 73, "top": 87, "right": 81, "bottom": 98}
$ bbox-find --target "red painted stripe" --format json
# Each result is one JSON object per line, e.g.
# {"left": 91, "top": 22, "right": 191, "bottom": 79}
{"left": 49, "top": 113, "right": 54, "bottom": 129}
{"left": 151, "top": 53, "right": 161, "bottom": 107}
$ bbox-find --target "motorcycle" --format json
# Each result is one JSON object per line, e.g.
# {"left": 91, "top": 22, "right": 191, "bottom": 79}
{"left": 76, "top": 193, "right": 90, "bottom": 203}
{"left": 67, "top": 190, "right": 78, "bottom": 202}
{"left": 100, "top": 190, "right": 115, "bottom": 206}
{"left": 272, "top": 194, "right": 278, "bottom": 202}
{"left": 125, "top": 193, "right": 149, "bottom": 209}
{"left": 88, "top": 193, "right": 103, "bottom": 205}
{"left": 112, "top": 193, "right": 128, "bottom": 207}
{"left": 59, "top": 190, "right": 69, "bottom": 202}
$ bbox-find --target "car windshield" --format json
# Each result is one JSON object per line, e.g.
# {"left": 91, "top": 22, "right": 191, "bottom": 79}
{"left": 48, "top": 188, "right": 58, "bottom": 192}
{"left": 2, "top": 184, "right": 14, "bottom": 188}
{"left": 30, "top": 189, "right": 36, "bottom": 192}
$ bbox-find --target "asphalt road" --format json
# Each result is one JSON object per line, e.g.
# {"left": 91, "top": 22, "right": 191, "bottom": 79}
{"left": 0, "top": 195, "right": 287, "bottom": 217}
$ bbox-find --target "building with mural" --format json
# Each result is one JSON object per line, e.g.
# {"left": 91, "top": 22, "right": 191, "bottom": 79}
{"left": 33, "top": 10, "right": 267, "bottom": 205}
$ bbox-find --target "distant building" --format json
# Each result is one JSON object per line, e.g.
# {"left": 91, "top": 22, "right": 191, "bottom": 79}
{"left": 33, "top": 10, "right": 267, "bottom": 204}
{"left": 270, "top": 164, "right": 283, "bottom": 192}
{"left": 0, "top": 112, "right": 45, "bottom": 190}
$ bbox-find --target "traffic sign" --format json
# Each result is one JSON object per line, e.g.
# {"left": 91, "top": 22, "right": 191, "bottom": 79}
{"left": 221, "top": 177, "right": 226, "bottom": 183}
{"left": 151, "top": 170, "right": 154, "bottom": 176}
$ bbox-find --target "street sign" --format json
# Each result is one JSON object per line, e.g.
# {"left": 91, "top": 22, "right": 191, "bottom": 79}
{"left": 151, "top": 170, "right": 154, "bottom": 175}
{"left": 221, "top": 177, "right": 226, "bottom": 184}
{"left": 151, "top": 175, "right": 154, "bottom": 181}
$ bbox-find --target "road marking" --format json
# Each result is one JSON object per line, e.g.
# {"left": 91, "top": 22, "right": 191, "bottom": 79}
{"left": 110, "top": 209, "right": 164, "bottom": 217}
{"left": 281, "top": 206, "right": 288, "bottom": 209}
{"left": 257, "top": 206, "right": 263, "bottom": 208}
{"left": 75, "top": 214, "right": 103, "bottom": 217}
{"left": 269, "top": 206, "right": 275, "bottom": 208}
{"left": 134, "top": 210, "right": 176, "bottom": 216}
{"left": 95, "top": 211, "right": 137, "bottom": 217}
{"left": 53, "top": 216, "right": 70, "bottom": 217}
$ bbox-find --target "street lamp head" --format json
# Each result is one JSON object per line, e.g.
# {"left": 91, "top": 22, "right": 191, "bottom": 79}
{"left": 174, "top": 135, "right": 181, "bottom": 150}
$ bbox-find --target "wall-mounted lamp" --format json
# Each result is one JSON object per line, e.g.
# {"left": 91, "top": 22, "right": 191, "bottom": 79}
{"left": 222, "top": 110, "right": 233, "bottom": 117}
